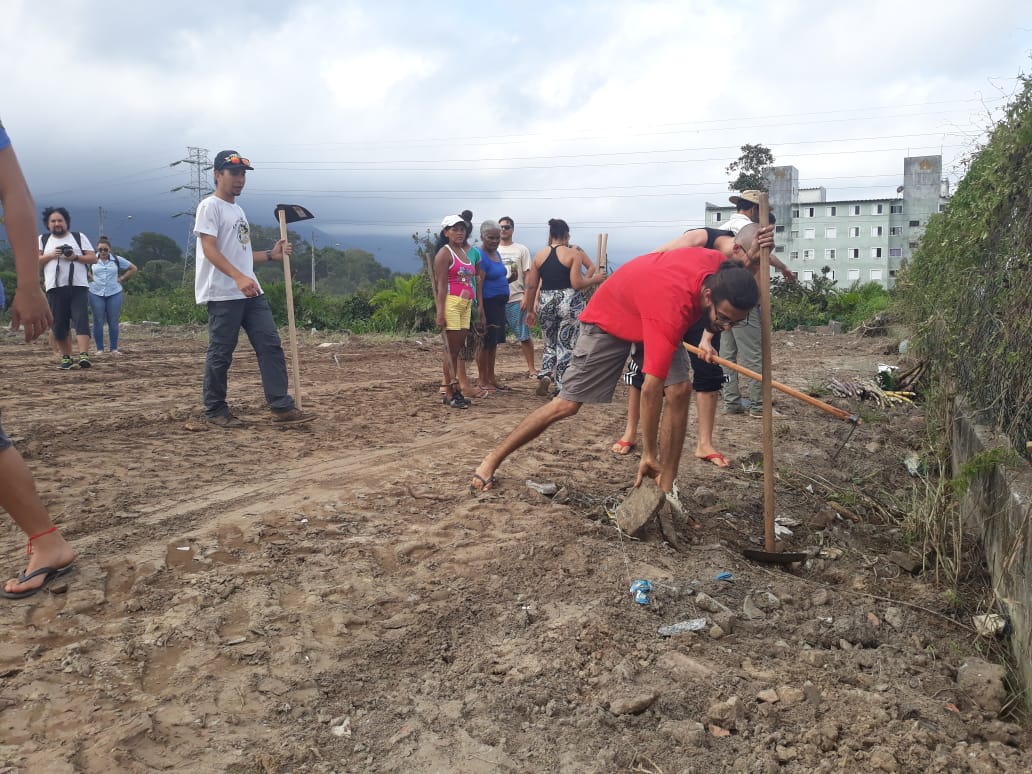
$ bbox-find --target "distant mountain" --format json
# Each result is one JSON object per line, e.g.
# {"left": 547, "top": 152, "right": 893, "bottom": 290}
{"left": 51, "top": 204, "right": 424, "bottom": 275}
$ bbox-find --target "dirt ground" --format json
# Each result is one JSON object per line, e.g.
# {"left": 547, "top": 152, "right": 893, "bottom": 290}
{"left": 0, "top": 323, "right": 1028, "bottom": 773}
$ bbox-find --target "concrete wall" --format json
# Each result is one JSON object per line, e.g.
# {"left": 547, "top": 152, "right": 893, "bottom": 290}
{"left": 952, "top": 398, "right": 1032, "bottom": 711}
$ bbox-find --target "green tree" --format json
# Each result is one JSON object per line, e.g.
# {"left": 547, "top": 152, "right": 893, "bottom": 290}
{"left": 370, "top": 274, "right": 435, "bottom": 331}
{"left": 726, "top": 144, "right": 775, "bottom": 192}
{"left": 129, "top": 232, "right": 183, "bottom": 266}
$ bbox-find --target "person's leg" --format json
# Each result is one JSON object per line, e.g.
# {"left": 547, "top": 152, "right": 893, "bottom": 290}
{"left": 88, "top": 292, "right": 105, "bottom": 352}
{"left": 613, "top": 384, "right": 641, "bottom": 453}
{"left": 203, "top": 300, "right": 244, "bottom": 418}
{"left": 240, "top": 296, "right": 294, "bottom": 413}
{"left": 520, "top": 337, "right": 535, "bottom": 376}
{"left": 472, "top": 397, "right": 581, "bottom": 488}
{"left": 738, "top": 307, "right": 763, "bottom": 410}
{"left": 108, "top": 292, "right": 123, "bottom": 351}
{"left": 554, "top": 289, "right": 585, "bottom": 389}
{"left": 658, "top": 380, "right": 693, "bottom": 493}
{"left": 70, "top": 288, "right": 91, "bottom": 364}
{"left": 722, "top": 327, "right": 742, "bottom": 411}
{"left": 445, "top": 330, "right": 468, "bottom": 396}
{"left": 49, "top": 288, "right": 74, "bottom": 359}
{"left": 1, "top": 441, "right": 76, "bottom": 596}
{"left": 686, "top": 326, "right": 730, "bottom": 466}
{"left": 536, "top": 290, "right": 559, "bottom": 381}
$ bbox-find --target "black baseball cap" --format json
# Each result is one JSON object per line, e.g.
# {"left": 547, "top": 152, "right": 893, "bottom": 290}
{"left": 213, "top": 150, "right": 254, "bottom": 171}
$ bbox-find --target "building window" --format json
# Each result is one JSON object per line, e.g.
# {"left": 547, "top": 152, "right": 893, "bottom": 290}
{"left": 870, "top": 247, "right": 883, "bottom": 258}
{"left": 849, "top": 248, "right": 860, "bottom": 260}
{"left": 774, "top": 245, "right": 785, "bottom": 253}
{"left": 775, "top": 225, "right": 785, "bottom": 233}
{"left": 825, "top": 227, "right": 837, "bottom": 238}
{"left": 873, "top": 204, "right": 884, "bottom": 215}
{"left": 824, "top": 248, "right": 836, "bottom": 260}
{"left": 827, "top": 270, "right": 836, "bottom": 281}
{"left": 826, "top": 206, "right": 837, "bottom": 216}
{"left": 802, "top": 270, "right": 814, "bottom": 282}
{"left": 938, "top": 204, "right": 947, "bottom": 212}
{"left": 804, "top": 228, "right": 815, "bottom": 239}
{"left": 870, "top": 269, "right": 883, "bottom": 281}
{"left": 789, "top": 251, "right": 799, "bottom": 261}
{"left": 889, "top": 270, "right": 897, "bottom": 278}
{"left": 848, "top": 269, "right": 860, "bottom": 281}
{"left": 891, "top": 204, "right": 903, "bottom": 214}
{"left": 848, "top": 205, "right": 860, "bottom": 216}
{"left": 909, "top": 241, "right": 920, "bottom": 249}
{"left": 802, "top": 249, "right": 814, "bottom": 260}
{"left": 790, "top": 230, "right": 799, "bottom": 239}
{"left": 713, "top": 212, "right": 722, "bottom": 222}
{"left": 848, "top": 227, "right": 860, "bottom": 238}
{"left": 792, "top": 209, "right": 800, "bottom": 218}
{"left": 804, "top": 207, "right": 815, "bottom": 218}
{"left": 871, "top": 226, "right": 883, "bottom": 237}
{"left": 890, "top": 226, "right": 903, "bottom": 236}
{"left": 889, "top": 247, "right": 903, "bottom": 257}
{"left": 909, "top": 220, "right": 920, "bottom": 227}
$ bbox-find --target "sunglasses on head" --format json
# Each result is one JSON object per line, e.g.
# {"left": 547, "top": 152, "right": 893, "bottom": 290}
{"left": 221, "top": 155, "right": 250, "bottom": 168}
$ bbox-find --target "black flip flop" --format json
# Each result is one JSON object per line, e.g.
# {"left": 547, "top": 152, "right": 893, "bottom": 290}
{"left": 1, "top": 564, "right": 75, "bottom": 600}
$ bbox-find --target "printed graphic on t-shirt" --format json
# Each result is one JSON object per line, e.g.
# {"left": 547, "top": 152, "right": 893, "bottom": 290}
{"left": 234, "top": 218, "right": 251, "bottom": 247}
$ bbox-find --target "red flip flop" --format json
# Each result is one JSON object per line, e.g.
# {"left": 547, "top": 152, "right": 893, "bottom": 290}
{"left": 698, "top": 452, "right": 730, "bottom": 468}
{"left": 611, "top": 440, "right": 636, "bottom": 455}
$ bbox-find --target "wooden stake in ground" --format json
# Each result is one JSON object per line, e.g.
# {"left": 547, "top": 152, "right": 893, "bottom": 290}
{"left": 758, "top": 195, "right": 776, "bottom": 553}
{"left": 274, "top": 204, "right": 315, "bottom": 411}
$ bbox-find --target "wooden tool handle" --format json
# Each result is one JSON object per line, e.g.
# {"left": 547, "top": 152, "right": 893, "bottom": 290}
{"left": 277, "top": 210, "right": 304, "bottom": 411}
{"left": 683, "top": 343, "right": 860, "bottom": 424}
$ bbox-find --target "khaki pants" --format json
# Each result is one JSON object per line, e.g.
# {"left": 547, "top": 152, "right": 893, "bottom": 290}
{"left": 722, "top": 306, "right": 761, "bottom": 407}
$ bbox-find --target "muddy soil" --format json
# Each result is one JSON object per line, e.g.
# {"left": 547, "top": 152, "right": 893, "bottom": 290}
{"left": 0, "top": 324, "right": 1028, "bottom": 773}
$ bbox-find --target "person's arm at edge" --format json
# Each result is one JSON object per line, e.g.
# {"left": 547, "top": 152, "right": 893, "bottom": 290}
{"left": 0, "top": 144, "right": 52, "bottom": 340}
{"left": 118, "top": 257, "right": 138, "bottom": 283}
{"left": 433, "top": 248, "right": 450, "bottom": 328}
{"left": 653, "top": 228, "right": 708, "bottom": 253}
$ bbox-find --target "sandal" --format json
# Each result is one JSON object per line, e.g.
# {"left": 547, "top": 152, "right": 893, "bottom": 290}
{"left": 611, "top": 440, "right": 636, "bottom": 455}
{"left": 469, "top": 472, "right": 497, "bottom": 493}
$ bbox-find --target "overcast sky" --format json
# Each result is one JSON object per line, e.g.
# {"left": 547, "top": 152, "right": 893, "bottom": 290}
{"left": 3, "top": 0, "right": 1031, "bottom": 269}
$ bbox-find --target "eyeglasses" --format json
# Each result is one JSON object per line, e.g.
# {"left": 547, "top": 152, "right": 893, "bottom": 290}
{"left": 221, "top": 155, "right": 250, "bottom": 168}
{"left": 97, "top": 248, "right": 110, "bottom": 253}
{"left": 714, "top": 311, "right": 746, "bottom": 329}
{"left": 500, "top": 224, "right": 513, "bottom": 230}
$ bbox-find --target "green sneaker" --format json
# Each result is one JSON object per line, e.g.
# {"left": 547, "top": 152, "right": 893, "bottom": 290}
{"left": 78, "top": 353, "right": 92, "bottom": 369}
{"left": 58, "top": 355, "right": 74, "bottom": 370}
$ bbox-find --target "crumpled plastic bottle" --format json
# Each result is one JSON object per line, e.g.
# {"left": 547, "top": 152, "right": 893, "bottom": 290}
{"left": 629, "top": 579, "right": 653, "bottom": 605}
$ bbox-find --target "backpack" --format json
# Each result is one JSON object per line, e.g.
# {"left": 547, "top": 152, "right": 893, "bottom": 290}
{"left": 40, "top": 231, "right": 86, "bottom": 287}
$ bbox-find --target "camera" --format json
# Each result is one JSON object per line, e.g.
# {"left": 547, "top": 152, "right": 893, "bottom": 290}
{"left": 59, "top": 245, "right": 75, "bottom": 258}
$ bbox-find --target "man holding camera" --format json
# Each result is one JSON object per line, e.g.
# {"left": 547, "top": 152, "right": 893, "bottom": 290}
{"left": 38, "top": 206, "right": 96, "bottom": 369}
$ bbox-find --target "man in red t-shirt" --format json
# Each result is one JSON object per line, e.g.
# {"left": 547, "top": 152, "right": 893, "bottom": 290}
{"left": 471, "top": 250, "right": 758, "bottom": 506}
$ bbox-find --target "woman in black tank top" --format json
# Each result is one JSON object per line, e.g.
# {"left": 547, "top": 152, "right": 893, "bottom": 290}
{"left": 523, "top": 219, "right": 605, "bottom": 394}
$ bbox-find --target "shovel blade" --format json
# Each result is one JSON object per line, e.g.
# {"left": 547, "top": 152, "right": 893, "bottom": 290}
{"left": 274, "top": 204, "right": 315, "bottom": 224}
{"left": 742, "top": 548, "right": 808, "bottom": 565}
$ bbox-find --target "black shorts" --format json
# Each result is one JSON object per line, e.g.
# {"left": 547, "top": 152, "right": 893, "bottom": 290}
{"left": 47, "top": 286, "right": 90, "bottom": 339}
{"left": 481, "top": 295, "right": 508, "bottom": 348}
{"left": 623, "top": 318, "right": 725, "bottom": 392}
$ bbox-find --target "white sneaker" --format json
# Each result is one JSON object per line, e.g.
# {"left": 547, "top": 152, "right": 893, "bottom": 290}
{"left": 110, "top": 349, "right": 123, "bottom": 356}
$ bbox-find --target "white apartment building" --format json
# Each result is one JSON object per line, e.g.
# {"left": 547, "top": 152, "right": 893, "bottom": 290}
{"left": 705, "top": 155, "right": 949, "bottom": 289}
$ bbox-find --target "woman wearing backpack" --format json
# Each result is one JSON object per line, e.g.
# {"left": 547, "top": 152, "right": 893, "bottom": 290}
{"left": 88, "top": 236, "right": 136, "bottom": 354}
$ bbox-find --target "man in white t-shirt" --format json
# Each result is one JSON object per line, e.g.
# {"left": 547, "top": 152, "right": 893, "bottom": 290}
{"left": 193, "top": 150, "right": 314, "bottom": 426}
{"left": 38, "top": 206, "right": 96, "bottom": 369}
{"left": 497, "top": 216, "right": 535, "bottom": 377}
